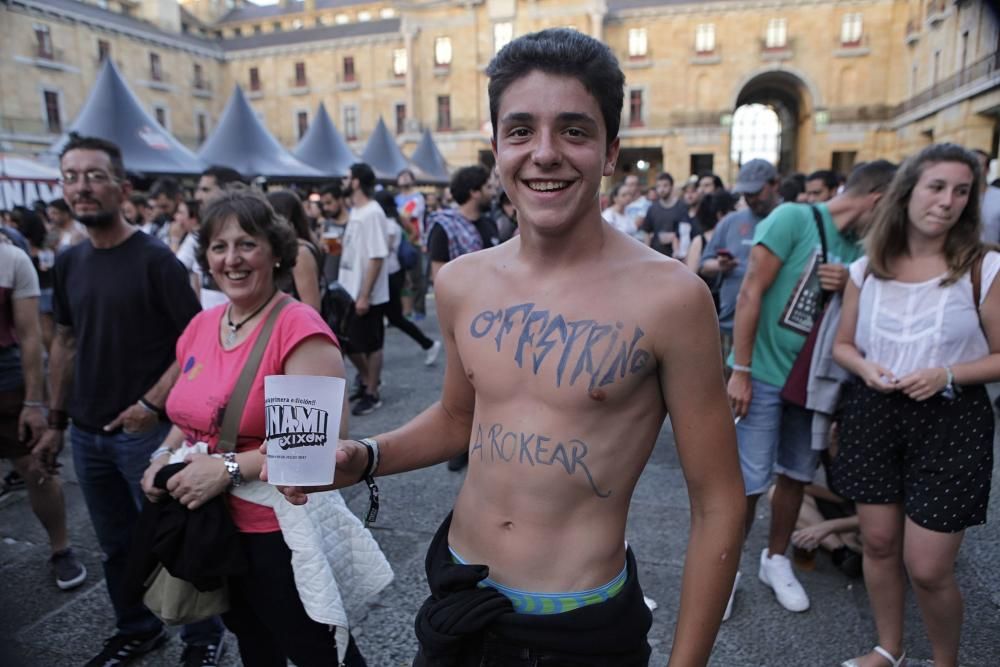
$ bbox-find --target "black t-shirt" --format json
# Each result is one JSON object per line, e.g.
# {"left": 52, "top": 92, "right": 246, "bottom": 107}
{"left": 427, "top": 213, "right": 499, "bottom": 263}
{"left": 53, "top": 231, "right": 201, "bottom": 430}
{"left": 641, "top": 200, "right": 688, "bottom": 256}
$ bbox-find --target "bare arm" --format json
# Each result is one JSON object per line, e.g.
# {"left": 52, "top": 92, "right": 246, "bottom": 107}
{"left": 47, "top": 324, "right": 76, "bottom": 412}
{"left": 13, "top": 296, "right": 46, "bottom": 447}
{"left": 355, "top": 257, "right": 385, "bottom": 315}
{"left": 292, "top": 244, "right": 322, "bottom": 312}
{"left": 430, "top": 260, "right": 446, "bottom": 282}
{"left": 273, "top": 260, "right": 475, "bottom": 503}
{"left": 832, "top": 280, "right": 898, "bottom": 392}
{"left": 727, "top": 244, "right": 783, "bottom": 417}
{"left": 104, "top": 361, "right": 180, "bottom": 432}
{"left": 684, "top": 236, "right": 704, "bottom": 274}
{"left": 658, "top": 271, "right": 745, "bottom": 666}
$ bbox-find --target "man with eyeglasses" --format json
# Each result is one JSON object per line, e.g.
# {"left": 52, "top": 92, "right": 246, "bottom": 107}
{"left": 35, "top": 134, "right": 225, "bottom": 666}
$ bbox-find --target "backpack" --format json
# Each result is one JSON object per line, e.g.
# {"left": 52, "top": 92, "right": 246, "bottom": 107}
{"left": 319, "top": 280, "right": 356, "bottom": 348}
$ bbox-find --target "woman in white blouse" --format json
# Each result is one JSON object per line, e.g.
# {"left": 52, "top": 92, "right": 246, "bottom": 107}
{"left": 832, "top": 143, "right": 999, "bottom": 667}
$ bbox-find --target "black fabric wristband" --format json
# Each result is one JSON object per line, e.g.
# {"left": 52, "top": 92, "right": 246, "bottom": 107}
{"left": 355, "top": 440, "right": 380, "bottom": 527}
{"left": 138, "top": 397, "right": 166, "bottom": 419}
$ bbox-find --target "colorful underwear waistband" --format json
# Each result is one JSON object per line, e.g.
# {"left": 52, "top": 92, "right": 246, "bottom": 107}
{"left": 448, "top": 546, "right": 627, "bottom": 615}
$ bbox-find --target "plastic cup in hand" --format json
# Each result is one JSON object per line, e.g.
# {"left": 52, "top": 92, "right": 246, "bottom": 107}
{"left": 264, "top": 375, "right": 346, "bottom": 486}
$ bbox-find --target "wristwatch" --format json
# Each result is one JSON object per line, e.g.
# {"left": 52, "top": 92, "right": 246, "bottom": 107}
{"left": 222, "top": 452, "right": 243, "bottom": 488}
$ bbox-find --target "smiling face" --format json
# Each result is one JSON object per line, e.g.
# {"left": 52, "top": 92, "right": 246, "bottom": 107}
{"left": 207, "top": 216, "right": 277, "bottom": 307}
{"left": 906, "top": 160, "right": 974, "bottom": 242}
{"left": 491, "top": 70, "right": 619, "bottom": 236}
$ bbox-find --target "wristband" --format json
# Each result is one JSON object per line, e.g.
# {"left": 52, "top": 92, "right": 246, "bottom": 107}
{"left": 731, "top": 363, "right": 752, "bottom": 374}
{"left": 942, "top": 366, "right": 959, "bottom": 400}
{"left": 23, "top": 400, "right": 45, "bottom": 408}
{"left": 356, "top": 439, "right": 381, "bottom": 526}
{"left": 137, "top": 397, "right": 166, "bottom": 419}
{"left": 48, "top": 409, "right": 69, "bottom": 430}
{"left": 149, "top": 446, "right": 173, "bottom": 463}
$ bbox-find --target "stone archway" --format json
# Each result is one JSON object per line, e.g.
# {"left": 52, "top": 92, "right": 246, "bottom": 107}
{"left": 731, "top": 68, "right": 816, "bottom": 174}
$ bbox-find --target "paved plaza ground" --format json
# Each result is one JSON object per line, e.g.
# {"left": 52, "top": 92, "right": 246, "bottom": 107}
{"left": 1, "top": 300, "right": 998, "bottom": 666}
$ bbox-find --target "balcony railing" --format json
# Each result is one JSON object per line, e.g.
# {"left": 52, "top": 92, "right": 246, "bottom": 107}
{"left": 894, "top": 50, "right": 998, "bottom": 116}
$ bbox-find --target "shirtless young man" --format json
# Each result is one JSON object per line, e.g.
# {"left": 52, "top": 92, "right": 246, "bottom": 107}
{"left": 274, "top": 29, "right": 744, "bottom": 666}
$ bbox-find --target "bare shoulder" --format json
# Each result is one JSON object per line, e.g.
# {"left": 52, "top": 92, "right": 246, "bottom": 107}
{"left": 433, "top": 242, "right": 516, "bottom": 305}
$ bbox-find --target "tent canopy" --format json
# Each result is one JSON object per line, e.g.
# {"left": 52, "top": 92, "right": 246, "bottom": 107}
{"left": 409, "top": 129, "right": 450, "bottom": 185}
{"left": 292, "top": 103, "right": 357, "bottom": 178}
{"left": 359, "top": 117, "right": 412, "bottom": 181}
{"left": 49, "top": 60, "right": 204, "bottom": 176}
{"left": 198, "top": 86, "right": 323, "bottom": 181}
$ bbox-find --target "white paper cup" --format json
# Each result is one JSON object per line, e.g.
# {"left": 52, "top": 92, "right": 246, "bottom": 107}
{"left": 264, "top": 375, "right": 345, "bottom": 486}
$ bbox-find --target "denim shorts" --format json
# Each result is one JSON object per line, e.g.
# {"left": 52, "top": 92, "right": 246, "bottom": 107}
{"left": 735, "top": 378, "right": 818, "bottom": 495}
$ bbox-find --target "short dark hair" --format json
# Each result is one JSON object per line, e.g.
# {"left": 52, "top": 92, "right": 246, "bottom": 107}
{"left": 59, "top": 133, "right": 125, "bottom": 179}
{"left": 374, "top": 190, "right": 400, "bottom": 221}
{"left": 320, "top": 183, "right": 344, "bottom": 199}
{"left": 396, "top": 168, "right": 415, "bottom": 181}
{"left": 47, "top": 198, "right": 71, "bottom": 215}
{"left": 197, "top": 190, "right": 298, "bottom": 281}
{"left": 656, "top": 172, "right": 674, "bottom": 185}
{"left": 972, "top": 148, "right": 990, "bottom": 162}
{"left": 11, "top": 207, "right": 47, "bottom": 248}
{"left": 266, "top": 190, "right": 312, "bottom": 243}
{"left": 450, "top": 166, "right": 490, "bottom": 206}
{"left": 202, "top": 165, "right": 245, "bottom": 188}
{"left": 699, "top": 173, "right": 724, "bottom": 190}
{"left": 844, "top": 159, "right": 898, "bottom": 196}
{"left": 129, "top": 193, "right": 150, "bottom": 209}
{"left": 486, "top": 28, "right": 624, "bottom": 147}
{"left": 778, "top": 177, "right": 804, "bottom": 203}
{"left": 806, "top": 169, "right": 839, "bottom": 191}
{"left": 349, "top": 163, "right": 376, "bottom": 196}
{"left": 150, "top": 177, "right": 181, "bottom": 200}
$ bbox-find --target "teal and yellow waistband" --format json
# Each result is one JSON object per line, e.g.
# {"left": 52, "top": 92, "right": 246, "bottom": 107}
{"left": 448, "top": 546, "right": 627, "bottom": 615}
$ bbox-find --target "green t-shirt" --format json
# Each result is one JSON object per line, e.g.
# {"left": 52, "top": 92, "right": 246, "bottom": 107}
{"left": 746, "top": 202, "right": 863, "bottom": 387}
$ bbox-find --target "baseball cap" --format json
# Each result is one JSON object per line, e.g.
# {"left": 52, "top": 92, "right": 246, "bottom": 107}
{"left": 732, "top": 159, "right": 778, "bottom": 195}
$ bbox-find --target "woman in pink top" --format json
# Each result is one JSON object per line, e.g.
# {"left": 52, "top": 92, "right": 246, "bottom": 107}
{"left": 140, "top": 191, "right": 365, "bottom": 666}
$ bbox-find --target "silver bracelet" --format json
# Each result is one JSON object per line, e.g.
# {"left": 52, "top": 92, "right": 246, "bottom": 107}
{"left": 22, "top": 400, "right": 45, "bottom": 408}
{"left": 731, "top": 363, "right": 752, "bottom": 373}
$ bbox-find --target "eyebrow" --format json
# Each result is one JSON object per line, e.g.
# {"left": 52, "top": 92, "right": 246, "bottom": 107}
{"left": 499, "top": 111, "right": 599, "bottom": 127}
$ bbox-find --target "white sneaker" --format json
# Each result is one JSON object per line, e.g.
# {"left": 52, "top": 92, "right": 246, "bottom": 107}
{"left": 722, "top": 570, "right": 741, "bottom": 621}
{"left": 758, "top": 548, "right": 809, "bottom": 612}
{"left": 424, "top": 340, "right": 442, "bottom": 366}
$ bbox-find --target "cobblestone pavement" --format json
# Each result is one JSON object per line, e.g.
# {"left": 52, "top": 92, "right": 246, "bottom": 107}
{"left": 1, "top": 300, "right": 997, "bottom": 666}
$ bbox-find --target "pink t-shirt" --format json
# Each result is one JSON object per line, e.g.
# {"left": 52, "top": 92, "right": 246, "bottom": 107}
{"left": 166, "top": 300, "right": 338, "bottom": 533}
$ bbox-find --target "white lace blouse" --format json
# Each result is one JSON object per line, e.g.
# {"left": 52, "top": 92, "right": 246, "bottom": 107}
{"left": 850, "top": 252, "right": 1000, "bottom": 377}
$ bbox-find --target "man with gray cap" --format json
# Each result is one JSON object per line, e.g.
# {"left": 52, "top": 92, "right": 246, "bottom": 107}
{"left": 700, "top": 159, "right": 780, "bottom": 363}
{"left": 723, "top": 159, "right": 897, "bottom": 620}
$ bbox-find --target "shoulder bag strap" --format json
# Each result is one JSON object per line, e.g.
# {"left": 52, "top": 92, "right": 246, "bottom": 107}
{"left": 217, "top": 296, "right": 291, "bottom": 453}
{"left": 810, "top": 205, "right": 832, "bottom": 309}
{"left": 972, "top": 252, "right": 986, "bottom": 337}
{"left": 809, "top": 204, "right": 829, "bottom": 264}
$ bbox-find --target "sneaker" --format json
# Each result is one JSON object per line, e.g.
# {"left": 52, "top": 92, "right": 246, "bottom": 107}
{"left": 446, "top": 452, "right": 469, "bottom": 471}
{"left": 180, "top": 640, "right": 225, "bottom": 667}
{"left": 3, "top": 469, "right": 25, "bottom": 492}
{"left": 424, "top": 340, "right": 442, "bottom": 366}
{"left": 51, "top": 547, "right": 87, "bottom": 590}
{"left": 85, "top": 628, "right": 168, "bottom": 667}
{"left": 352, "top": 393, "right": 383, "bottom": 416}
{"left": 722, "top": 570, "right": 741, "bottom": 621}
{"left": 349, "top": 376, "right": 367, "bottom": 402}
{"left": 758, "top": 548, "right": 809, "bottom": 612}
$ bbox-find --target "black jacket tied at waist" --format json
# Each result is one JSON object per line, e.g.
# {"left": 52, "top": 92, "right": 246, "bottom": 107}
{"left": 124, "top": 462, "right": 247, "bottom": 605}
{"left": 413, "top": 512, "right": 652, "bottom": 667}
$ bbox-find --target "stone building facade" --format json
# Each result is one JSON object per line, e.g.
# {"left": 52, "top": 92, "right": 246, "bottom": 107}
{"left": 1, "top": 0, "right": 997, "bottom": 184}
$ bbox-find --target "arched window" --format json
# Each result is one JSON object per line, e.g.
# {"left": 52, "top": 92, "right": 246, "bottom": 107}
{"left": 730, "top": 103, "right": 780, "bottom": 166}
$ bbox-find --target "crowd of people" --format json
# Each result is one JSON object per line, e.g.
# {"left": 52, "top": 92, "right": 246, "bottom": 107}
{"left": 1, "top": 25, "right": 998, "bottom": 667}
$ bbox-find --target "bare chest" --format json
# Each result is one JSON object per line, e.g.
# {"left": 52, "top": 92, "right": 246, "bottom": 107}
{"left": 456, "top": 299, "right": 656, "bottom": 408}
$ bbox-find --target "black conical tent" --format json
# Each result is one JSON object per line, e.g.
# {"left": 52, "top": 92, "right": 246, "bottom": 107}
{"left": 409, "top": 129, "right": 450, "bottom": 185}
{"left": 292, "top": 103, "right": 357, "bottom": 178}
{"left": 49, "top": 59, "right": 204, "bottom": 176}
{"left": 359, "top": 117, "right": 411, "bottom": 181}
{"left": 198, "top": 86, "right": 322, "bottom": 180}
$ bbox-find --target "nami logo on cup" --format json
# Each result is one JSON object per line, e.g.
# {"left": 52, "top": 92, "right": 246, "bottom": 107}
{"left": 265, "top": 398, "right": 330, "bottom": 450}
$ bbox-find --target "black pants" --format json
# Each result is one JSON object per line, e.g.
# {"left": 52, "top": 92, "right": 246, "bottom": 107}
{"left": 387, "top": 270, "right": 434, "bottom": 350}
{"left": 223, "top": 532, "right": 366, "bottom": 667}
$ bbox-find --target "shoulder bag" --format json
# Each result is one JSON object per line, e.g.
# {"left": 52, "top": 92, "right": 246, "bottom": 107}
{"left": 143, "top": 297, "right": 291, "bottom": 625}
